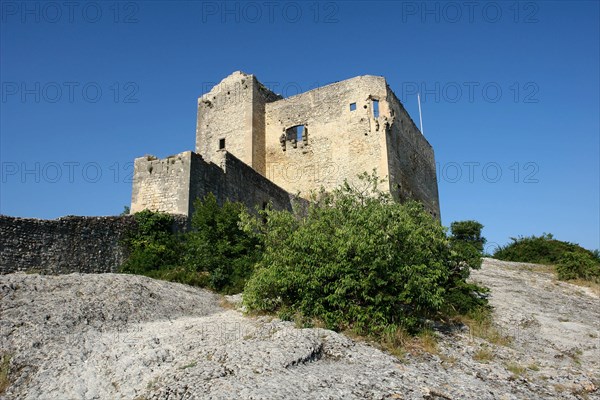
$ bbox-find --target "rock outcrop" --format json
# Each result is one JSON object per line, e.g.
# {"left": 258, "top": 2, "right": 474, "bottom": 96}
{"left": 1, "top": 259, "right": 598, "bottom": 399}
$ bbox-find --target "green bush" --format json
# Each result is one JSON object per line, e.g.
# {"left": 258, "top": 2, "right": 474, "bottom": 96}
{"left": 450, "top": 220, "right": 486, "bottom": 253}
{"left": 121, "top": 175, "right": 489, "bottom": 337}
{"left": 120, "top": 210, "right": 184, "bottom": 274}
{"left": 493, "top": 234, "right": 599, "bottom": 283}
{"left": 556, "top": 251, "right": 600, "bottom": 283}
{"left": 242, "top": 173, "right": 487, "bottom": 334}
{"left": 120, "top": 196, "right": 259, "bottom": 294}
{"left": 184, "top": 193, "right": 261, "bottom": 294}
{"left": 493, "top": 233, "right": 597, "bottom": 265}
{"left": 444, "top": 220, "right": 488, "bottom": 314}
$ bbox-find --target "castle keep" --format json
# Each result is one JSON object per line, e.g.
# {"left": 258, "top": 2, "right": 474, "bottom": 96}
{"left": 131, "top": 72, "right": 440, "bottom": 218}
{"left": 1, "top": 72, "right": 440, "bottom": 275}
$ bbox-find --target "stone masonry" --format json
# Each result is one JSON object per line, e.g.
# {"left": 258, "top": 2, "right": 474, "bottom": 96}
{"left": 131, "top": 71, "right": 440, "bottom": 218}
{"left": 0, "top": 214, "right": 188, "bottom": 274}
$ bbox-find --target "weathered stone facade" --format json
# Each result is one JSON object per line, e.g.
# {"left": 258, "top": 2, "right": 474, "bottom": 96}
{"left": 131, "top": 150, "right": 302, "bottom": 216}
{"left": 132, "top": 71, "right": 440, "bottom": 218}
{"left": 0, "top": 215, "right": 187, "bottom": 274}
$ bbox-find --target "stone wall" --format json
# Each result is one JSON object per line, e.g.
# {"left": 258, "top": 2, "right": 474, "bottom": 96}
{"left": 0, "top": 215, "right": 187, "bottom": 275}
{"left": 385, "top": 89, "right": 440, "bottom": 218}
{"left": 264, "top": 76, "right": 391, "bottom": 197}
{"left": 131, "top": 150, "right": 303, "bottom": 217}
{"left": 252, "top": 79, "right": 282, "bottom": 175}
{"left": 136, "top": 72, "right": 439, "bottom": 220}
{"left": 196, "top": 71, "right": 281, "bottom": 174}
{"left": 130, "top": 152, "right": 194, "bottom": 215}
{"left": 213, "top": 150, "right": 304, "bottom": 213}
{"left": 264, "top": 74, "right": 439, "bottom": 217}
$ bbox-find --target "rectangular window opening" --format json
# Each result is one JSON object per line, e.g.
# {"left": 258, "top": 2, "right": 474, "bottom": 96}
{"left": 372, "top": 100, "right": 380, "bottom": 118}
{"left": 349, "top": 102, "right": 356, "bottom": 111}
{"left": 285, "top": 125, "right": 306, "bottom": 143}
{"left": 219, "top": 138, "right": 226, "bottom": 150}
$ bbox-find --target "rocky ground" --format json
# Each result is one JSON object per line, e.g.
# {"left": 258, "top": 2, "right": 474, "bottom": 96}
{"left": 1, "top": 258, "right": 598, "bottom": 399}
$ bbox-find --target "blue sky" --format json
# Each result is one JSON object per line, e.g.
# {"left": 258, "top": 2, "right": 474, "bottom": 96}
{"left": 1, "top": 0, "right": 599, "bottom": 252}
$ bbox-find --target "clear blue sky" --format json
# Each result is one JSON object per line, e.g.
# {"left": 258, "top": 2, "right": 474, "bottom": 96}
{"left": 1, "top": 1, "right": 599, "bottom": 252}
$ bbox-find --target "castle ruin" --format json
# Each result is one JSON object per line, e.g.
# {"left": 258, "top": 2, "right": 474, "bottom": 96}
{"left": 130, "top": 72, "right": 440, "bottom": 218}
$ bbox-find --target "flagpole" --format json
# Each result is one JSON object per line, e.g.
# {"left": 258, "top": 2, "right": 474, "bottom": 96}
{"left": 417, "top": 92, "right": 424, "bottom": 135}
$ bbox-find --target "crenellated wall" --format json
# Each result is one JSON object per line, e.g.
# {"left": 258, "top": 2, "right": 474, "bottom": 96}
{"left": 131, "top": 150, "right": 303, "bottom": 217}
{"left": 131, "top": 152, "right": 194, "bottom": 215}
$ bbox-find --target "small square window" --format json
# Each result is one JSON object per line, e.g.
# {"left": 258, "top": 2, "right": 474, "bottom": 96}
{"left": 349, "top": 102, "right": 356, "bottom": 111}
{"left": 219, "top": 138, "right": 226, "bottom": 150}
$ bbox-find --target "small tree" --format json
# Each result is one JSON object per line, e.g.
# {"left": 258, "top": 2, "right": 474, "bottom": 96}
{"left": 450, "top": 221, "right": 486, "bottom": 252}
{"left": 445, "top": 220, "right": 487, "bottom": 314}
{"left": 184, "top": 193, "right": 260, "bottom": 293}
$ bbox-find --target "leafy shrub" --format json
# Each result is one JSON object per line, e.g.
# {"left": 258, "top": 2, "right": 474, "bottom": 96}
{"left": 493, "top": 234, "right": 600, "bottom": 283}
{"left": 445, "top": 220, "right": 488, "bottom": 314}
{"left": 450, "top": 220, "right": 486, "bottom": 252}
{"left": 184, "top": 193, "right": 260, "bottom": 293}
{"left": 120, "top": 210, "right": 184, "bottom": 274}
{"left": 556, "top": 251, "right": 600, "bottom": 283}
{"left": 242, "top": 173, "right": 487, "bottom": 334}
{"left": 120, "top": 196, "right": 259, "bottom": 294}
{"left": 493, "top": 233, "right": 597, "bottom": 265}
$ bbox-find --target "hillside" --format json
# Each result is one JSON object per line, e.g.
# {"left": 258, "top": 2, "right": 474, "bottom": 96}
{"left": 1, "top": 258, "right": 598, "bottom": 399}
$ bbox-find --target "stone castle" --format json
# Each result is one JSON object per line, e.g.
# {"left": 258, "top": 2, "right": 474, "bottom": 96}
{"left": 130, "top": 72, "right": 440, "bottom": 218}
{"left": 0, "top": 72, "right": 440, "bottom": 275}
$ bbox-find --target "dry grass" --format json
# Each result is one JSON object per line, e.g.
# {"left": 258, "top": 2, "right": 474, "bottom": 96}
{"left": 218, "top": 297, "right": 237, "bottom": 310}
{"left": 378, "top": 327, "right": 411, "bottom": 359}
{"left": 527, "top": 362, "right": 540, "bottom": 371}
{"left": 473, "top": 347, "right": 494, "bottom": 363}
{"left": 416, "top": 329, "right": 439, "bottom": 355}
{"left": 564, "top": 279, "right": 600, "bottom": 296}
{"left": 0, "top": 353, "right": 10, "bottom": 394}
{"left": 455, "top": 307, "right": 512, "bottom": 347}
{"left": 341, "top": 328, "right": 436, "bottom": 361}
{"left": 439, "top": 354, "right": 457, "bottom": 366}
{"left": 377, "top": 326, "right": 440, "bottom": 358}
{"left": 520, "top": 263, "right": 556, "bottom": 274}
{"left": 505, "top": 362, "right": 527, "bottom": 377}
{"left": 519, "top": 262, "right": 600, "bottom": 295}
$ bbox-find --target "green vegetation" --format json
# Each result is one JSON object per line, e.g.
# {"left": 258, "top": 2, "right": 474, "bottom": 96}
{"left": 445, "top": 220, "right": 489, "bottom": 314}
{"left": 493, "top": 234, "right": 600, "bottom": 283}
{"left": 242, "top": 173, "right": 487, "bottom": 337}
{"left": 556, "top": 252, "right": 600, "bottom": 283}
{"left": 121, "top": 173, "right": 488, "bottom": 344}
{"left": 120, "top": 210, "right": 183, "bottom": 275}
{"left": 184, "top": 193, "right": 261, "bottom": 293}
{"left": 120, "top": 194, "right": 259, "bottom": 294}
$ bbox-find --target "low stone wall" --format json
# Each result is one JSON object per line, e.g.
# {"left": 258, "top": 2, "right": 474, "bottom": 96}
{"left": 0, "top": 214, "right": 187, "bottom": 275}
{"left": 132, "top": 150, "right": 308, "bottom": 217}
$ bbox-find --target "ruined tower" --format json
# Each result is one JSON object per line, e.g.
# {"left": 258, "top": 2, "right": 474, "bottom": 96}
{"left": 131, "top": 72, "right": 440, "bottom": 219}
{"left": 195, "top": 71, "right": 281, "bottom": 176}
